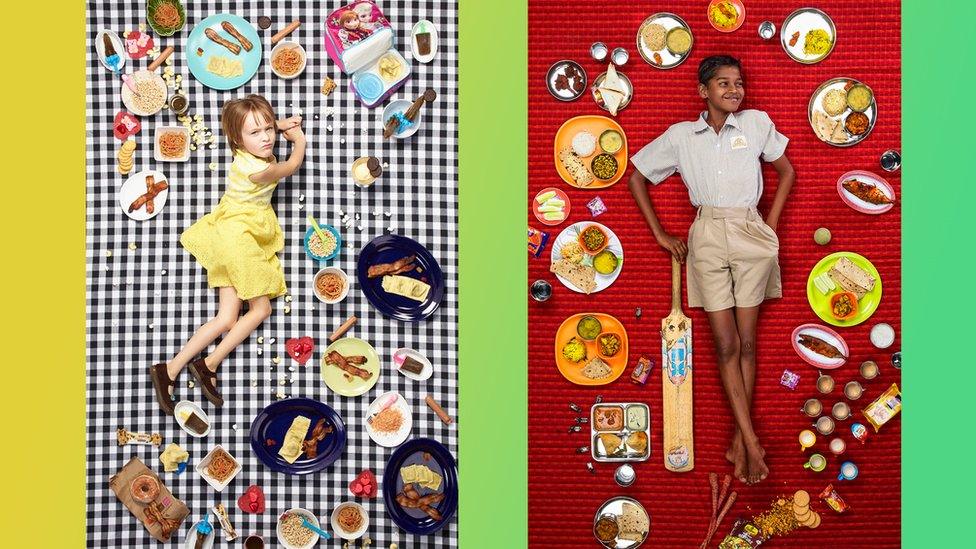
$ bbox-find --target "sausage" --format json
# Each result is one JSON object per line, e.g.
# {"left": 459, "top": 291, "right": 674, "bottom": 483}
{"left": 425, "top": 395, "right": 453, "bottom": 425}
{"left": 271, "top": 20, "right": 302, "bottom": 45}
{"left": 205, "top": 28, "right": 240, "bottom": 55}
{"left": 221, "top": 21, "right": 253, "bottom": 52}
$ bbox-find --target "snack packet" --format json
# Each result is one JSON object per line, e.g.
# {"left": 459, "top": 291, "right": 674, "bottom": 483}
{"left": 528, "top": 226, "right": 550, "bottom": 257}
{"left": 630, "top": 356, "right": 653, "bottom": 385}
{"left": 862, "top": 383, "right": 901, "bottom": 432}
{"left": 819, "top": 484, "right": 850, "bottom": 513}
{"left": 718, "top": 519, "right": 764, "bottom": 549}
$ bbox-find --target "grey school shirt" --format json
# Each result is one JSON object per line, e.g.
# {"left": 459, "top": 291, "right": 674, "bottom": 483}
{"left": 630, "top": 109, "right": 788, "bottom": 208}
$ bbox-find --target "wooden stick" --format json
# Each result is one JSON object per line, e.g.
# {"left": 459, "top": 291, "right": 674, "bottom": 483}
{"left": 425, "top": 395, "right": 452, "bottom": 424}
{"left": 328, "top": 315, "right": 357, "bottom": 342}
{"left": 702, "top": 491, "right": 737, "bottom": 549}
{"left": 271, "top": 20, "right": 301, "bottom": 45}
{"left": 148, "top": 46, "right": 174, "bottom": 71}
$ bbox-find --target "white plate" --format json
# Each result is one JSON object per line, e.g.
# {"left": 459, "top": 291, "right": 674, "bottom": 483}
{"left": 182, "top": 518, "right": 215, "bottom": 549}
{"left": 836, "top": 170, "right": 895, "bottom": 214}
{"left": 364, "top": 392, "right": 413, "bottom": 448}
{"left": 120, "top": 70, "right": 167, "bottom": 116}
{"left": 174, "top": 400, "right": 211, "bottom": 438}
{"left": 331, "top": 502, "right": 369, "bottom": 540}
{"left": 277, "top": 508, "right": 320, "bottom": 549}
{"left": 392, "top": 347, "right": 433, "bottom": 381}
{"left": 780, "top": 8, "right": 836, "bottom": 64}
{"left": 636, "top": 13, "right": 693, "bottom": 69}
{"left": 411, "top": 20, "right": 438, "bottom": 63}
{"left": 195, "top": 445, "right": 242, "bottom": 492}
{"left": 270, "top": 41, "right": 307, "bottom": 79}
{"left": 95, "top": 30, "right": 126, "bottom": 73}
{"left": 792, "top": 324, "right": 848, "bottom": 369}
{"left": 550, "top": 221, "right": 624, "bottom": 294}
{"left": 118, "top": 170, "right": 170, "bottom": 221}
{"left": 380, "top": 99, "right": 422, "bottom": 139}
{"left": 154, "top": 126, "right": 190, "bottom": 162}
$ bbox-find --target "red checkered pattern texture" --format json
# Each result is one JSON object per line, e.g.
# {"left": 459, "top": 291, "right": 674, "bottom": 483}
{"left": 528, "top": 1, "right": 900, "bottom": 547}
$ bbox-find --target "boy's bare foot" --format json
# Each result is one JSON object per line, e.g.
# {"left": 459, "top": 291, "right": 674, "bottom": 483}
{"left": 730, "top": 438, "right": 747, "bottom": 483}
{"left": 727, "top": 431, "right": 765, "bottom": 463}
{"left": 745, "top": 441, "right": 769, "bottom": 484}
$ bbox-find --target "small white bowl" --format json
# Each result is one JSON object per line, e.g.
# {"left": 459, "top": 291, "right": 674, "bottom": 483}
{"left": 312, "top": 267, "right": 349, "bottom": 304}
{"left": 331, "top": 502, "right": 369, "bottom": 540}
{"left": 270, "top": 41, "right": 307, "bottom": 79}
{"left": 277, "top": 508, "right": 321, "bottom": 549}
{"left": 195, "top": 445, "right": 241, "bottom": 492}
{"left": 174, "top": 400, "right": 211, "bottom": 438}
{"left": 154, "top": 125, "right": 190, "bottom": 162}
{"left": 381, "top": 99, "right": 422, "bottom": 139}
{"left": 392, "top": 348, "right": 433, "bottom": 381}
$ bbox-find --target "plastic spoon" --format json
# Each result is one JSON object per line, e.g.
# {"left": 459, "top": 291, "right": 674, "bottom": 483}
{"left": 300, "top": 517, "right": 332, "bottom": 540}
{"left": 306, "top": 215, "right": 329, "bottom": 250}
{"left": 121, "top": 73, "right": 144, "bottom": 100}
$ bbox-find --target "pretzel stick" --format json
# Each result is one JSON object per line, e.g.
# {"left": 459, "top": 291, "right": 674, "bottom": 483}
{"left": 329, "top": 315, "right": 357, "bottom": 342}
{"left": 148, "top": 46, "right": 174, "bottom": 71}
{"left": 702, "top": 491, "right": 737, "bottom": 549}
{"left": 272, "top": 20, "right": 301, "bottom": 45}
{"left": 425, "top": 395, "right": 452, "bottom": 424}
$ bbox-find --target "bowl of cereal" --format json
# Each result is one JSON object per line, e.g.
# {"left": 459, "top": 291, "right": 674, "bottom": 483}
{"left": 120, "top": 69, "right": 168, "bottom": 116}
{"left": 304, "top": 224, "right": 342, "bottom": 262}
{"left": 313, "top": 267, "right": 349, "bottom": 304}
{"left": 330, "top": 501, "right": 369, "bottom": 540}
{"left": 277, "top": 508, "right": 320, "bottom": 549}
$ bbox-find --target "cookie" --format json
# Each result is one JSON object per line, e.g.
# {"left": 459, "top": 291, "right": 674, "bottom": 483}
{"left": 809, "top": 512, "right": 822, "bottom": 529}
{"left": 793, "top": 490, "right": 810, "bottom": 507}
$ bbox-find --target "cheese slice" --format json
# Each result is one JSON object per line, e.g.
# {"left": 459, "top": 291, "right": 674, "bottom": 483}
{"left": 278, "top": 415, "right": 311, "bottom": 464}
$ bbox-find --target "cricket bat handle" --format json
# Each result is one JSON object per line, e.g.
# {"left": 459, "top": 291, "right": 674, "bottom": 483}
{"left": 671, "top": 256, "right": 682, "bottom": 312}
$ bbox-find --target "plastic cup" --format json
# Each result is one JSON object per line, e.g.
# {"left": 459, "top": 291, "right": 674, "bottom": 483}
{"left": 804, "top": 453, "right": 827, "bottom": 472}
{"left": 838, "top": 461, "right": 859, "bottom": 481}
{"left": 799, "top": 429, "right": 817, "bottom": 450}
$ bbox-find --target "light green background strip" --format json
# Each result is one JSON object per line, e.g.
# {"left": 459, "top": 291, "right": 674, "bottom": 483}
{"left": 458, "top": 0, "right": 528, "bottom": 547}
{"left": 903, "top": 0, "right": 976, "bottom": 545}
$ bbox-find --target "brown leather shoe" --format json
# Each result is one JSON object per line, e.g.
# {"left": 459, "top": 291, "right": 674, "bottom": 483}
{"left": 149, "top": 363, "right": 177, "bottom": 415}
{"left": 188, "top": 358, "right": 224, "bottom": 407}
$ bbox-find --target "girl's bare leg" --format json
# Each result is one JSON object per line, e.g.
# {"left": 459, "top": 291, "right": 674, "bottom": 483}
{"left": 707, "top": 308, "right": 767, "bottom": 484}
{"left": 203, "top": 295, "right": 272, "bottom": 374}
{"left": 164, "top": 287, "right": 242, "bottom": 387}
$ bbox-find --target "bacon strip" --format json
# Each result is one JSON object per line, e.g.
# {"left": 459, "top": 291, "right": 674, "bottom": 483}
{"left": 326, "top": 351, "right": 372, "bottom": 380}
{"left": 367, "top": 254, "right": 417, "bottom": 278}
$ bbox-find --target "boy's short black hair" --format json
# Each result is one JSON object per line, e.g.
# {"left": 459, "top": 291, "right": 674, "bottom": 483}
{"left": 698, "top": 55, "right": 743, "bottom": 85}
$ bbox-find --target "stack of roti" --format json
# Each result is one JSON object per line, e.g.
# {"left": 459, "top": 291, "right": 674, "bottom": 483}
{"left": 581, "top": 356, "right": 611, "bottom": 379}
{"left": 812, "top": 110, "right": 847, "bottom": 144}
{"left": 618, "top": 502, "right": 649, "bottom": 542}
{"left": 558, "top": 147, "right": 593, "bottom": 187}
{"left": 598, "top": 63, "right": 627, "bottom": 116}
{"left": 827, "top": 257, "right": 876, "bottom": 299}
{"left": 551, "top": 258, "right": 597, "bottom": 293}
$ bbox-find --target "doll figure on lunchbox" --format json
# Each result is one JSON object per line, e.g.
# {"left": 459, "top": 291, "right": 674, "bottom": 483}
{"left": 324, "top": 0, "right": 410, "bottom": 107}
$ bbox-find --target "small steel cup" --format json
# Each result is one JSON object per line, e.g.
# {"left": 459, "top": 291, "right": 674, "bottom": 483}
{"left": 591, "top": 42, "right": 608, "bottom": 62}
{"left": 758, "top": 21, "right": 776, "bottom": 40}
{"left": 611, "top": 47, "right": 629, "bottom": 65}
{"left": 531, "top": 279, "right": 552, "bottom": 302}
{"left": 880, "top": 149, "right": 901, "bottom": 172}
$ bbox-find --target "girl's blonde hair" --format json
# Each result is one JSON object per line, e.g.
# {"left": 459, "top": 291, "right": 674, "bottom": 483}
{"left": 221, "top": 95, "right": 276, "bottom": 152}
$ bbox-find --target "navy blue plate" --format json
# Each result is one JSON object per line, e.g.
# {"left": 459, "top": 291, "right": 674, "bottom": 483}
{"left": 382, "top": 438, "right": 458, "bottom": 535}
{"left": 249, "top": 398, "right": 346, "bottom": 475}
{"left": 356, "top": 235, "right": 444, "bottom": 322}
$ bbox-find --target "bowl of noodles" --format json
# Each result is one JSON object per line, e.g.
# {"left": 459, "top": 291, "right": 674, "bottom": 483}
{"left": 154, "top": 126, "right": 190, "bottom": 162}
{"left": 194, "top": 445, "right": 241, "bottom": 492}
{"left": 147, "top": 0, "right": 186, "bottom": 37}
{"left": 313, "top": 267, "right": 349, "bottom": 304}
{"left": 270, "top": 41, "right": 307, "bottom": 79}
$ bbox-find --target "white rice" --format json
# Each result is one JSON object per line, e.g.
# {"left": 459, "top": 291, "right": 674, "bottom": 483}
{"left": 571, "top": 131, "right": 597, "bottom": 157}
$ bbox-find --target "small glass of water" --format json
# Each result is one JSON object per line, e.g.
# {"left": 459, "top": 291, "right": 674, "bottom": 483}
{"left": 881, "top": 150, "right": 901, "bottom": 172}
{"left": 758, "top": 21, "right": 776, "bottom": 40}
{"left": 530, "top": 280, "right": 552, "bottom": 302}
{"left": 590, "top": 42, "right": 608, "bottom": 62}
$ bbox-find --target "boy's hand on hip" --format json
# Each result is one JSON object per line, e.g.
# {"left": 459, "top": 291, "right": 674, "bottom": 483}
{"left": 765, "top": 217, "right": 778, "bottom": 232}
{"left": 656, "top": 233, "right": 688, "bottom": 263}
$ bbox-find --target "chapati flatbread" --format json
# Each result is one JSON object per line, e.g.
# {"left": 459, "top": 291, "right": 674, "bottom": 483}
{"left": 550, "top": 259, "right": 597, "bottom": 294}
{"left": 581, "top": 356, "right": 611, "bottom": 379}
{"left": 618, "top": 501, "right": 649, "bottom": 539}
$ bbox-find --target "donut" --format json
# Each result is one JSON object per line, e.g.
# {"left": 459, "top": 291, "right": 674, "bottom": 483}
{"left": 130, "top": 474, "right": 160, "bottom": 504}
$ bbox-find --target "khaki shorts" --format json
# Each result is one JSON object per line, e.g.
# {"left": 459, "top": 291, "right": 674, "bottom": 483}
{"left": 686, "top": 206, "right": 781, "bottom": 312}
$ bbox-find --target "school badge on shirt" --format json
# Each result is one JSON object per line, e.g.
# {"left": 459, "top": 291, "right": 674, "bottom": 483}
{"left": 730, "top": 135, "right": 748, "bottom": 150}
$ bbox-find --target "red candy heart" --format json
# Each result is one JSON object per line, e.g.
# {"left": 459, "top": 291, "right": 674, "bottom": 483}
{"left": 349, "top": 470, "right": 377, "bottom": 498}
{"left": 285, "top": 337, "right": 314, "bottom": 366}
{"left": 237, "top": 485, "right": 266, "bottom": 514}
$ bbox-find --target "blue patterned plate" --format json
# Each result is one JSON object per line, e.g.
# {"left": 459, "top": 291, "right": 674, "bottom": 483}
{"left": 356, "top": 235, "right": 444, "bottom": 321}
{"left": 382, "top": 438, "right": 458, "bottom": 535}
{"left": 249, "top": 398, "right": 346, "bottom": 475}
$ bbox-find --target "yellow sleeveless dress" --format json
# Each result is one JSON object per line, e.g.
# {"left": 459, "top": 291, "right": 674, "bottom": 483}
{"left": 180, "top": 150, "right": 287, "bottom": 300}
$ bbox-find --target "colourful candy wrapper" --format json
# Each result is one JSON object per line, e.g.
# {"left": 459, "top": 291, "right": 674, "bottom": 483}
{"left": 630, "top": 356, "right": 652, "bottom": 385}
{"left": 587, "top": 196, "right": 607, "bottom": 217}
{"left": 780, "top": 369, "right": 800, "bottom": 390}
{"left": 528, "top": 226, "right": 550, "bottom": 257}
{"left": 862, "top": 383, "right": 901, "bottom": 432}
{"left": 851, "top": 422, "right": 869, "bottom": 443}
{"left": 820, "top": 483, "right": 850, "bottom": 513}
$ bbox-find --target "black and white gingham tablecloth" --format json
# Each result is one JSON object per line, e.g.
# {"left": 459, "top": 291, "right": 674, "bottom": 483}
{"left": 85, "top": 2, "right": 458, "bottom": 546}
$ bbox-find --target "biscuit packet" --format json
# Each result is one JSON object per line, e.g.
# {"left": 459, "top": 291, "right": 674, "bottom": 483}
{"left": 862, "top": 383, "right": 901, "bottom": 432}
{"left": 718, "top": 518, "right": 764, "bottom": 549}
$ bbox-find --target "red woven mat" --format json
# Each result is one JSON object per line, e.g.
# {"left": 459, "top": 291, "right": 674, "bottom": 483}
{"left": 528, "top": 1, "right": 901, "bottom": 547}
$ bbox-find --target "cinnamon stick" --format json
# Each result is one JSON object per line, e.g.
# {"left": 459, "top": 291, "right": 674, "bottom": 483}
{"left": 425, "top": 395, "right": 452, "bottom": 424}
{"left": 148, "top": 46, "right": 174, "bottom": 71}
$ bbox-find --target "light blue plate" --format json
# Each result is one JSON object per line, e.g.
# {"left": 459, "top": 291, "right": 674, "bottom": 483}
{"left": 185, "top": 14, "right": 262, "bottom": 91}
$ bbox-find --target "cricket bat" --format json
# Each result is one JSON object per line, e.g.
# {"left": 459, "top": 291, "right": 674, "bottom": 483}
{"left": 661, "top": 256, "right": 694, "bottom": 472}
